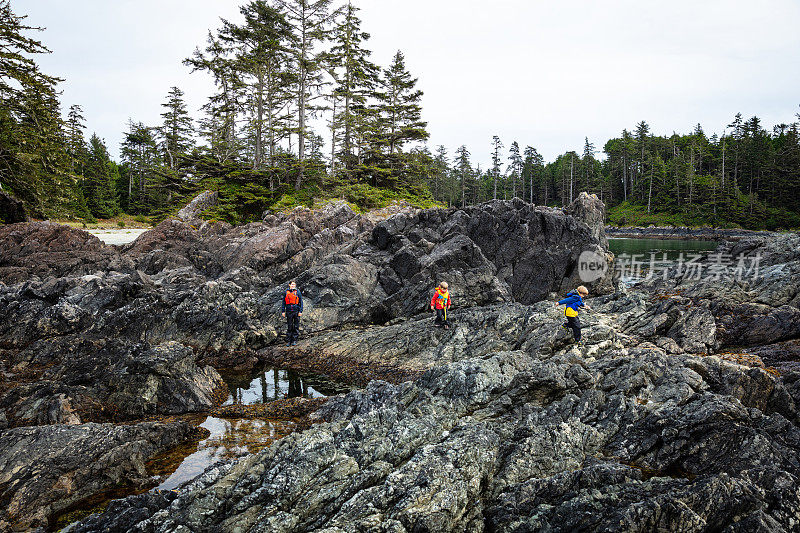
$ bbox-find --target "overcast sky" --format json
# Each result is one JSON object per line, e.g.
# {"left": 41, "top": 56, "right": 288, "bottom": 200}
{"left": 19, "top": 0, "right": 800, "bottom": 166}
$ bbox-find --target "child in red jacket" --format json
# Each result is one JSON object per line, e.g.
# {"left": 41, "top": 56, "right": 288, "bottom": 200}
{"left": 430, "top": 281, "right": 452, "bottom": 329}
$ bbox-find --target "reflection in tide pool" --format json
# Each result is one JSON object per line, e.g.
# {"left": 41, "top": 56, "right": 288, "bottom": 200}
{"left": 223, "top": 367, "right": 350, "bottom": 405}
{"left": 154, "top": 416, "right": 296, "bottom": 491}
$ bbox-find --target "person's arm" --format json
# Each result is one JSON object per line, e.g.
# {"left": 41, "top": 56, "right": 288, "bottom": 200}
{"left": 431, "top": 293, "right": 436, "bottom": 310}
{"left": 298, "top": 290, "right": 303, "bottom": 315}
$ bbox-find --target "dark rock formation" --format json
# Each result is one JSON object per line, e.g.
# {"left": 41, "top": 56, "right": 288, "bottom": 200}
{"left": 0, "top": 341, "right": 225, "bottom": 426}
{"left": 0, "top": 197, "right": 614, "bottom": 530}
{"left": 0, "top": 191, "right": 27, "bottom": 224}
{"left": 0, "top": 222, "right": 117, "bottom": 283}
{"left": 6, "top": 195, "right": 799, "bottom": 532}
{"left": 69, "top": 339, "right": 800, "bottom": 532}
{"left": 0, "top": 420, "right": 198, "bottom": 531}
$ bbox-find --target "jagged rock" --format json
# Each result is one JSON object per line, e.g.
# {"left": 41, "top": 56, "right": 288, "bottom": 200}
{"left": 5, "top": 197, "right": 800, "bottom": 532}
{"left": 0, "top": 191, "right": 27, "bottom": 224}
{"left": 0, "top": 222, "right": 117, "bottom": 283}
{"left": 0, "top": 420, "right": 198, "bottom": 532}
{"left": 0, "top": 340, "right": 225, "bottom": 426}
{"left": 71, "top": 341, "right": 800, "bottom": 532}
{"left": 564, "top": 191, "right": 608, "bottom": 247}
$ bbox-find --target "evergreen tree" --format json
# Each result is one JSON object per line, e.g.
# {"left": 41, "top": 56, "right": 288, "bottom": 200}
{"left": 83, "top": 134, "right": 118, "bottom": 218}
{"left": 185, "top": 32, "right": 244, "bottom": 164}
{"left": 220, "top": 1, "right": 295, "bottom": 173}
{"left": 0, "top": 1, "right": 82, "bottom": 216}
{"left": 582, "top": 137, "right": 595, "bottom": 193}
{"left": 159, "top": 87, "right": 194, "bottom": 169}
{"left": 120, "top": 121, "right": 159, "bottom": 214}
{"left": 274, "top": 0, "right": 338, "bottom": 188}
{"left": 329, "top": 1, "right": 379, "bottom": 169}
{"left": 455, "top": 145, "right": 471, "bottom": 207}
{"left": 66, "top": 104, "right": 87, "bottom": 173}
{"left": 508, "top": 141, "right": 522, "bottom": 199}
{"left": 375, "top": 51, "right": 428, "bottom": 155}
{"left": 491, "top": 136, "right": 503, "bottom": 200}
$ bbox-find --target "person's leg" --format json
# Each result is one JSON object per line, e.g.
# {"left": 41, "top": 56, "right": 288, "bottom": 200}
{"left": 442, "top": 307, "right": 449, "bottom": 329}
{"left": 568, "top": 316, "right": 582, "bottom": 342}
{"left": 286, "top": 313, "right": 293, "bottom": 345}
{"left": 435, "top": 308, "right": 443, "bottom": 326}
{"left": 290, "top": 313, "right": 300, "bottom": 343}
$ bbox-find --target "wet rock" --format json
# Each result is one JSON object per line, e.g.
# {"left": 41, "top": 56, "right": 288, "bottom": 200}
{"left": 1, "top": 341, "right": 225, "bottom": 425}
{"left": 0, "top": 420, "right": 198, "bottom": 531}
{"left": 73, "top": 341, "right": 800, "bottom": 532}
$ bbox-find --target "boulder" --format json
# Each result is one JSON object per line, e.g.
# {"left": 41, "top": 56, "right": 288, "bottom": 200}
{"left": 0, "top": 222, "right": 118, "bottom": 283}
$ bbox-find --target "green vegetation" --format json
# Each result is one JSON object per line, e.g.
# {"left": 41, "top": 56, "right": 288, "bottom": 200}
{"left": 429, "top": 118, "right": 800, "bottom": 229}
{"left": 1, "top": 0, "right": 799, "bottom": 229}
{"left": 607, "top": 201, "right": 800, "bottom": 230}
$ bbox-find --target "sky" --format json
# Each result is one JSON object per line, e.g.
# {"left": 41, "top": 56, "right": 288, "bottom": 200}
{"left": 18, "top": 0, "right": 800, "bottom": 166}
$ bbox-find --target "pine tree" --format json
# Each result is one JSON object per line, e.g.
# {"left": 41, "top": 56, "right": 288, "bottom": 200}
{"left": 83, "top": 134, "right": 118, "bottom": 218}
{"left": 185, "top": 32, "right": 244, "bottom": 164}
{"left": 431, "top": 145, "right": 448, "bottom": 200}
{"left": 0, "top": 1, "right": 82, "bottom": 216}
{"left": 159, "top": 87, "right": 194, "bottom": 169}
{"left": 455, "top": 145, "right": 471, "bottom": 207}
{"left": 508, "top": 141, "right": 522, "bottom": 199}
{"left": 634, "top": 121, "right": 650, "bottom": 200}
{"left": 491, "top": 136, "right": 503, "bottom": 200}
{"left": 120, "top": 121, "right": 159, "bottom": 214}
{"left": 375, "top": 51, "right": 428, "bottom": 155}
{"left": 329, "top": 1, "right": 379, "bottom": 169}
{"left": 582, "top": 137, "right": 595, "bottom": 193}
{"left": 66, "top": 104, "right": 87, "bottom": 173}
{"left": 220, "top": 1, "right": 295, "bottom": 173}
{"left": 274, "top": 0, "right": 338, "bottom": 188}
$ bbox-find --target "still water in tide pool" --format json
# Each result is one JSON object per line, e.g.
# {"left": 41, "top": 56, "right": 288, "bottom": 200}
{"left": 222, "top": 366, "right": 352, "bottom": 405}
{"left": 150, "top": 367, "right": 350, "bottom": 492}
{"left": 152, "top": 415, "right": 297, "bottom": 491}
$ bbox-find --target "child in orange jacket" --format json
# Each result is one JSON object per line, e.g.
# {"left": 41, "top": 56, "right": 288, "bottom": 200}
{"left": 431, "top": 281, "right": 452, "bottom": 329}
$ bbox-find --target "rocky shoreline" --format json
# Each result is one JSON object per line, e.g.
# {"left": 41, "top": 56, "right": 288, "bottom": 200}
{"left": 1, "top": 193, "right": 799, "bottom": 531}
{"left": 605, "top": 225, "right": 776, "bottom": 240}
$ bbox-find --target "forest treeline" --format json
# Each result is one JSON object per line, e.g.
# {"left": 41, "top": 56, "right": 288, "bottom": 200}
{"left": 1, "top": 0, "right": 799, "bottom": 229}
{"left": 433, "top": 116, "right": 800, "bottom": 229}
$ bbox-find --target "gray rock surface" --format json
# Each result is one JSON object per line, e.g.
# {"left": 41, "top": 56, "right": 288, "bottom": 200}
{"left": 69, "top": 335, "right": 800, "bottom": 532}
{"left": 0, "top": 341, "right": 225, "bottom": 425}
{"left": 4, "top": 197, "right": 800, "bottom": 532}
{"left": 0, "top": 420, "right": 198, "bottom": 531}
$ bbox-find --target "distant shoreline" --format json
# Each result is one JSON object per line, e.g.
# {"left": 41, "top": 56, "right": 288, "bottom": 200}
{"left": 604, "top": 226, "right": 781, "bottom": 241}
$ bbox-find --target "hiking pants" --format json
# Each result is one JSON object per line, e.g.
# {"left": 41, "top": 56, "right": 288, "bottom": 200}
{"left": 566, "top": 315, "right": 581, "bottom": 341}
{"left": 286, "top": 311, "right": 300, "bottom": 342}
{"left": 435, "top": 308, "right": 449, "bottom": 327}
